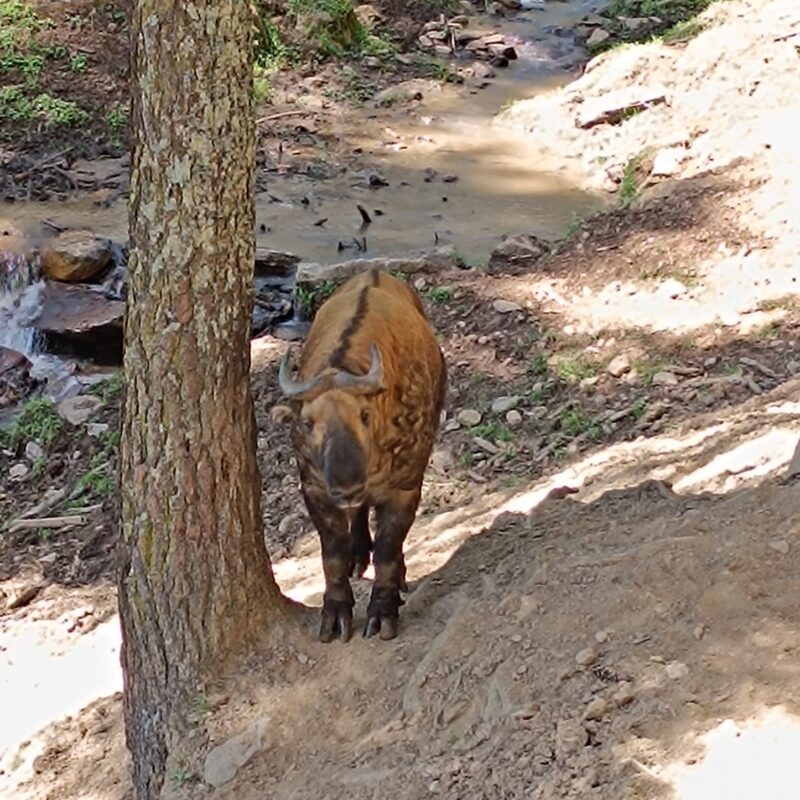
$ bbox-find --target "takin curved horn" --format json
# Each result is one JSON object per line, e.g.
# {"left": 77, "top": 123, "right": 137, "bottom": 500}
{"left": 331, "top": 343, "right": 385, "bottom": 395}
{"left": 278, "top": 349, "right": 326, "bottom": 399}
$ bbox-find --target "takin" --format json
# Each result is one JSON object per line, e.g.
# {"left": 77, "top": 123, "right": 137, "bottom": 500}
{"left": 278, "top": 269, "right": 446, "bottom": 643}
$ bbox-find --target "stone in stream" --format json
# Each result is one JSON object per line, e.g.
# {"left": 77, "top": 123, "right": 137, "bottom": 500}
{"left": 0, "top": 346, "right": 37, "bottom": 410}
{"left": 33, "top": 282, "right": 125, "bottom": 363}
{"left": 489, "top": 234, "right": 549, "bottom": 274}
{"left": 41, "top": 230, "right": 114, "bottom": 283}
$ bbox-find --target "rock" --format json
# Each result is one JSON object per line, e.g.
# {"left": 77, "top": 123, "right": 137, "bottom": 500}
{"left": 442, "top": 174, "right": 459, "bottom": 183}
{"left": 651, "top": 147, "right": 685, "bottom": 177}
{"left": 457, "top": 30, "right": 484, "bottom": 45}
{"left": 490, "top": 55, "right": 509, "bottom": 68}
{"left": 492, "top": 299, "right": 523, "bottom": 314}
{"left": 621, "top": 16, "right": 650, "bottom": 31}
{"left": 56, "top": 394, "right": 103, "bottom": 426}
{"left": 488, "top": 44, "right": 518, "bottom": 60}
{"left": 487, "top": 2, "right": 506, "bottom": 15}
{"left": 506, "top": 409, "right": 522, "bottom": 427}
{"left": 0, "top": 346, "right": 30, "bottom": 375}
{"left": 7, "top": 581, "right": 43, "bottom": 610}
{"left": 87, "top": 422, "right": 110, "bottom": 438}
{"left": 576, "top": 647, "right": 597, "bottom": 667}
{"left": 254, "top": 248, "right": 300, "bottom": 277}
{"left": 555, "top": 719, "right": 588, "bottom": 760}
{"left": 576, "top": 86, "right": 667, "bottom": 129}
{"left": 584, "top": 697, "right": 609, "bottom": 721}
{"left": 586, "top": 28, "right": 611, "bottom": 48}
{"left": 657, "top": 278, "right": 687, "bottom": 299}
{"left": 613, "top": 682, "right": 635, "bottom": 707}
{"left": 491, "top": 396, "right": 520, "bottom": 414}
{"left": 203, "top": 718, "right": 270, "bottom": 788}
{"left": 769, "top": 539, "right": 790, "bottom": 555}
{"left": 296, "top": 250, "right": 455, "bottom": 284}
{"left": 665, "top": 660, "right": 689, "bottom": 680}
{"left": 692, "top": 625, "right": 706, "bottom": 641}
{"left": 457, "top": 409, "right": 482, "bottom": 427}
{"left": 9, "top": 462, "right": 29, "bottom": 481}
{"left": 468, "top": 60, "right": 495, "bottom": 80}
{"left": 489, "top": 234, "right": 548, "bottom": 273}
{"left": 497, "top": 0, "right": 520, "bottom": 7}
{"left": 651, "top": 371, "right": 679, "bottom": 387}
{"left": 0, "top": 346, "right": 36, "bottom": 410}
{"left": 33, "top": 282, "right": 124, "bottom": 361}
{"left": 25, "top": 441, "right": 45, "bottom": 461}
{"left": 41, "top": 230, "right": 113, "bottom": 283}
{"left": 607, "top": 354, "right": 631, "bottom": 378}
{"left": 373, "top": 80, "right": 426, "bottom": 107}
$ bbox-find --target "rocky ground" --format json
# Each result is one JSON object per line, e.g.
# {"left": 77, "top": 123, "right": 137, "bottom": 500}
{"left": 4, "top": 0, "right": 800, "bottom": 798}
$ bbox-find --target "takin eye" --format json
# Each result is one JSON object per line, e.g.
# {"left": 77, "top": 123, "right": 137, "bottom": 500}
{"left": 301, "top": 417, "right": 314, "bottom": 433}
{"left": 360, "top": 408, "right": 370, "bottom": 426}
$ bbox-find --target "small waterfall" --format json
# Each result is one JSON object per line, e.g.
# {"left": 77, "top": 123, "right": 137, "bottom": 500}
{"left": 0, "top": 249, "right": 45, "bottom": 357}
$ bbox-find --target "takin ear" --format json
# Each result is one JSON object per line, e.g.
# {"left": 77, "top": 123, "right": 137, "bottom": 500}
{"left": 270, "top": 403, "right": 296, "bottom": 425}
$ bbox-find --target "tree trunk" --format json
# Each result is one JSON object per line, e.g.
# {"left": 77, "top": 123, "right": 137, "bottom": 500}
{"left": 119, "top": 4, "right": 283, "bottom": 798}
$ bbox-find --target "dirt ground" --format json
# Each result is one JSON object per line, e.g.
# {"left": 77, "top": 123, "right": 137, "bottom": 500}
{"left": 4, "top": 0, "right": 800, "bottom": 798}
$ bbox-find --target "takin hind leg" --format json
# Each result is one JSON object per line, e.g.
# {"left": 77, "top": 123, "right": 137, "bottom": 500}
{"left": 364, "top": 487, "right": 420, "bottom": 641}
{"left": 350, "top": 503, "right": 372, "bottom": 579}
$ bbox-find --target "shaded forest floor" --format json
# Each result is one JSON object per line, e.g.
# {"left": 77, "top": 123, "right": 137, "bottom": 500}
{"left": 3, "top": 0, "right": 800, "bottom": 798}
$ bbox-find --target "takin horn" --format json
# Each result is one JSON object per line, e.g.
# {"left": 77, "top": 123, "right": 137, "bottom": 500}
{"left": 278, "top": 343, "right": 384, "bottom": 400}
{"left": 278, "top": 350, "right": 326, "bottom": 399}
{"left": 331, "top": 343, "right": 384, "bottom": 395}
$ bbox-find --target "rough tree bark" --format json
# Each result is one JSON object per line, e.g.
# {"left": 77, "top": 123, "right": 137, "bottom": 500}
{"left": 119, "top": 3, "right": 284, "bottom": 798}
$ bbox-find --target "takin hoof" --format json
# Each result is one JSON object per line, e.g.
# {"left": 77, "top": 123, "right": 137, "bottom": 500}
{"left": 363, "top": 614, "right": 398, "bottom": 641}
{"left": 363, "top": 586, "right": 403, "bottom": 641}
{"left": 319, "top": 603, "right": 353, "bottom": 643}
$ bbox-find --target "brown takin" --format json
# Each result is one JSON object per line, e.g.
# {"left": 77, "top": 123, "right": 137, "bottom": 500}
{"left": 278, "top": 269, "right": 446, "bottom": 643}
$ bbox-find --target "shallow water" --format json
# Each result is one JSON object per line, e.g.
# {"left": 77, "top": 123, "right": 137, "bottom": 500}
{"left": 2, "top": 0, "right": 606, "bottom": 267}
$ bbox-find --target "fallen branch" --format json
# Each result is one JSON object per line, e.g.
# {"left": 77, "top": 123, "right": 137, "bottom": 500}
{"left": 17, "top": 486, "right": 69, "bottom": 520}
{"left": 9, "top": 514, "right": 88, "bottom": 533}
{"left": 256, "top": 110, "right": 317, "bottom": 124}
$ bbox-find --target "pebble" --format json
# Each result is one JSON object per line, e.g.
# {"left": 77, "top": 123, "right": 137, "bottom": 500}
{"left": 457, "top": 409, "right": 482, "bottom": 427}
{"left": 665, "top": 660, "right": 689, "bottom": 680}
{"left": 491, "top": 395, "right": 520, "bottom": 414}
{"left": 613, "top": 682, "right": 635, "bottom": 707}
{"left": 692, "top": 624, "right": 706, "bottom": 641}
{"left": 606, "top": 354, "right": 631, "bottom": 377}
{"left": 652, "top": 370, "right": 679, "bottom": 387}
{"left": 555, "top": 719, "right": 588, "bottom": 758}
{"left": 506, "top": 409, "right": 523, "bottom": 427}
{"left": 583, "top": 696, "right": 609, "bottom": 721}
{"left": 594, "top": 630, "right": 610, "bottom": 644}
{"left": 651, "top": 146, "right": 685, "bottom": 177}
{"left": 86, "top": 423, "right": 110, "bottom": 438}
{"left": 575, "top": 647, "right": 597, "bottom": 667}
{"left": 10, "top": 462, "right": 29, "bottom": 481}
{"left": 25, "top": 441, "right": 45, "bottom": 461}
{"left": 769, "top": 539, "right": 790, "bottom": 555}
{"left": 493, "top": 299, "right": 522, "bottom": 314}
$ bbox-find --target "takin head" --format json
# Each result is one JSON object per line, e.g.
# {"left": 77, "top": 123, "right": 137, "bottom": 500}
{"left": 279, "top": 343, "right": 384, "bottom": 512}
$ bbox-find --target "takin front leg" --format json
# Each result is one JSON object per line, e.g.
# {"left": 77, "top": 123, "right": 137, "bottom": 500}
{"left": 304, "top": 492, "right": 354, "bottom": 643}
{"left": 350, "top": 503, "right": 372, "bottom": 579}
{"left": 364, "top": 487, "right": 420, "bottom": 641}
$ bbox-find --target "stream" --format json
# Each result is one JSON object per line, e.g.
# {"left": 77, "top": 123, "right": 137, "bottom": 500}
{"left": 0, "top": 0, "right": 605, "bottom": 400}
